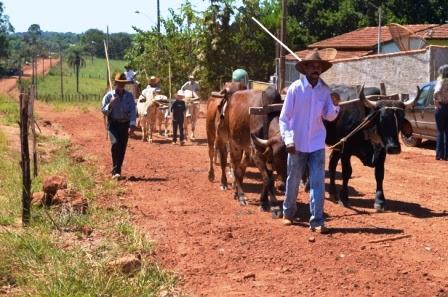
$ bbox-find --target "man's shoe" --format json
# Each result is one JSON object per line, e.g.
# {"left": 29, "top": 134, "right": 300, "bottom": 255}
{"left": 112, "top": 173, "right": 121, "bottom": 180}
{"left": 310, "top": 225, "right": 330, "bottom": 234}
{"left": 172, "top": 141, "right": 177, "bottom": 145}
{"left": 180, "top": 141, "right": 185, "bottom": 146}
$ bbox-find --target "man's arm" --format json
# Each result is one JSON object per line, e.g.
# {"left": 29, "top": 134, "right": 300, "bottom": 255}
{"left": 101, "top": 92, "right": 114, "bottom": 115}
{"left": 279, "top": 86, "right": 295, "bottom": 154}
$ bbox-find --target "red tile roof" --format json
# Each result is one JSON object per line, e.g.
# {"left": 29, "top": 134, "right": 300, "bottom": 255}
{"left": 286, "top": 49, "right": 372, "bottom": 61}
{"left": 414, "top": 24, "right": 448, "bottom": 39}
{"left": 308, "top": 24, "right": 439, "bottom": 50}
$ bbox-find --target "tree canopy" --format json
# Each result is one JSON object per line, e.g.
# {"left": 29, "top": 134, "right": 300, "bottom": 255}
{"left": 0, "top": 2, "right": 13, "bottom": 59}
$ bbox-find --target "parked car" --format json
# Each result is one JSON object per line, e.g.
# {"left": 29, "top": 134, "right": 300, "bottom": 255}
{"left": 401, "top": 81, "right": 437, "bottom": 146}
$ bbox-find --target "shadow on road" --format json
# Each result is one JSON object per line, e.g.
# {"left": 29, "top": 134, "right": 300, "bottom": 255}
{"left": 127, "top": 176, "right": 168, "bottom": 182}
{"left": 347, "top": 197, "right": 448, "bottom": 219}
{"left": 329, "top": 226, "right": 403, "bottom": 235}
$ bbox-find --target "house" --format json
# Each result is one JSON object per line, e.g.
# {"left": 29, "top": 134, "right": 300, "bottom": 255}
{"left": 284, "top": 24, "right": 448, "bottom": 95}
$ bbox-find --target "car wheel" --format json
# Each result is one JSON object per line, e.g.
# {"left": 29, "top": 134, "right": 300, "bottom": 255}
{"left": 400, "top": 121, "right": 422, "bottom": 147}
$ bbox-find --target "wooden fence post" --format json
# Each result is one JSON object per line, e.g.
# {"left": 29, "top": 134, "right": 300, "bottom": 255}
{"left": 19, "top": 88, "right": 31, "bottom": 226}
{"left": 29, "top": 86, "right": 38, "bottom": 177}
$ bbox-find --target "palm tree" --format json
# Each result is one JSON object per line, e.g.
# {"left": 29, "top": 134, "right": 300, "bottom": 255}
{"left": 66, "top": 45, "right": 86, "bottom": 93}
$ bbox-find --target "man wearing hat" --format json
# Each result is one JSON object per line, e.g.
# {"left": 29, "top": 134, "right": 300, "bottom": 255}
{"left": 181, "top": 74, "right": 200, "bottom": 93}
{"left": 279, "top": 49, "right": 340, "bottom": 233}
{"left": 101, "top": 73, "right": 137, "bottom": 179}
{"left": 140, "top": 76, "right": 160, "bottom": 102}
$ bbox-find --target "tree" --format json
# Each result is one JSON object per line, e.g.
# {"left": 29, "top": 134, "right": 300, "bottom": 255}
{"left": 80, "top": 28, "right": 105, "bottom": 59}
{"left": 66, "top": 45, "right": 86, "bottom": 92}
{"left": 0, "top": 2, "right": 13, "bottom": 59}
{"left": 108, "top": 33, "right": 133, "bottom": 60}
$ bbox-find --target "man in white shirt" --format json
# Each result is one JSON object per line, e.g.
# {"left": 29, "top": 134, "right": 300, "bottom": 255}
{"left": 181, "top": 75, "right": 200, "bottom": 93}
{"left": 124, "top": 65, "right": 137, "bottom": 82}
{"left": 279, "top": 49, "right": 340, "bottom": 233}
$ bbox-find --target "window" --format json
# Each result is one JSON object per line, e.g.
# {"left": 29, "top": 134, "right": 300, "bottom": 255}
{"left": 416, "top": 85, "right": 434, "bottom": 107}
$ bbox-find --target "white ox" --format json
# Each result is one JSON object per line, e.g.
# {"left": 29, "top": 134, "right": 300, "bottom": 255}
{"left": 183, "top": 90, "right": 200, "bottom": 140}
{"left": 155, "top": 95, "right": 171, "bottom": 137}
{"left": 136, "top": 89, "right": 159, "bottom": 143}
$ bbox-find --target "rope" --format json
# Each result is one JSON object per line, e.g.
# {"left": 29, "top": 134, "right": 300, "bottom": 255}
{"left": 329, "top": 106, "right": 404, "bottom": 150}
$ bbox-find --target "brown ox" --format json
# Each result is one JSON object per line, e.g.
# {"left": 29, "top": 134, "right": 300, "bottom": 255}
{"left": 208, "top": 85, "right": 283, "bottom": 210}
{"left": 207, "top": 82, "right": 246, "bottom": 190}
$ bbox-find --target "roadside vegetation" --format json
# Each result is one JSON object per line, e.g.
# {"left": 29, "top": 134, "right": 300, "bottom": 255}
{"left": 0, "top": 94, "right": 178, "bottom": 296}
{"left": 37, "top": 57, "right": 126, "bottom": 103}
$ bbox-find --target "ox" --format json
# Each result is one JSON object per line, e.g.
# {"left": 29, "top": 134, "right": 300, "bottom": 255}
{"left": 136, "top": 92, "right": 159, "bottom": 143}
{"left": 183, "top": 90, "right": 200, "bottom": 141}
{"left": 224, "top": 87, "right": 284, "bottom": 209}
{"left": 154, "top": 94, "right": 171, "bottom": 137}
{"left": 325, "top": 85, "right": 418, "bottom": 211}
{"left": 207, "top": 82, "right": 247, "bottom": 190}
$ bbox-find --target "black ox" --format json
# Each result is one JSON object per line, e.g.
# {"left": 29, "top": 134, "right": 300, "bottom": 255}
{"left": 325, "top": 85, "right": 419, "bottom": 211}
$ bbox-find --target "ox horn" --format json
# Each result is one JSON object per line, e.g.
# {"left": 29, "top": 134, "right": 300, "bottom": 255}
{"left": 251, "top": 133, "right": 269, "bottom": 149}
{"left": 359, "top": 85, "right": 378, "bottom": 109}
{"left": 403, "top": 86, "right": 420, "bottom": 109}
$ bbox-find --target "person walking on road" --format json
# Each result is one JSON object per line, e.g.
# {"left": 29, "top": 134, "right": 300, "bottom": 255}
{"left": 279, "top": 49, "right": 340, "bottom": 233}
{"left": 434, "top": 65, "right": 448, "bottom": 161}
{"left": 101, "top": 73, "right": 137, "bottom": 179}
{"left": 171, "top": 90, "right": 187, "bottom": 145}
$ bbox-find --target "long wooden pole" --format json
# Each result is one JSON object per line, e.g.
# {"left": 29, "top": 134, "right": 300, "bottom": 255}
{"left": 251, "top": 17, "right": 301, "bottom": 62}
{"left": 103, "top": 40, "right": 113, "bottom": 140}
{"left": 103, "top": 40, "right": 113, "bottom": 91}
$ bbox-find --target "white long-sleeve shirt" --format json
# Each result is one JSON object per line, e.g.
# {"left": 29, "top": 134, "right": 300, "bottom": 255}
{"left": 279, "top": 76, "right": 340, "bottom": 153}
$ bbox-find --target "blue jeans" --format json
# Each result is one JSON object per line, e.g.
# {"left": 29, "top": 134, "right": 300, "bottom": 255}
{"left": 435, "top": 104, "right": 448, "bottom": 160}
{"left": 283, "top": 149, "right": 326, "bottom": 228}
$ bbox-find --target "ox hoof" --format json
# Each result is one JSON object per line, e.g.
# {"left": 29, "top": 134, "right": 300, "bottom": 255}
{"left": 149, "top": 139, "right": 153, "bottom": 143}
{"left": 208, "top": 173, "right": 215, "bottom": 182}
{"left": 374, "top": 203, "right": 385, "bottom": 213}
{"left": 220, "top": 184, "right": 228, "bottom": 191}
{"left": 238, "top": 197, "right": 247, "bottom": 206}
{"left": 338, "top": 199, "right": 350, "bottom": 208}
{"left": 260, "top": 204, "right": 270, "bottom": 212}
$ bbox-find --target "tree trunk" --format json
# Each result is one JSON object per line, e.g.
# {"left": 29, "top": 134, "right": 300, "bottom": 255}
{"left": 76, "top": 64, "right": 80, "bottom": 93}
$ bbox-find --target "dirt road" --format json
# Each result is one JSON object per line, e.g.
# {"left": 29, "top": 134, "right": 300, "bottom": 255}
{"left": 1, "top": 63, "right": 447, "bottom": 296}
{"left": 33, "top": 106, "right": 448, "bottom": 297}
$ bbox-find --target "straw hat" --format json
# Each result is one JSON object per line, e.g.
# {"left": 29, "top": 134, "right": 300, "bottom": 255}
{"left": 114, "top": 72, "right": 131, "bottom": 84}
{"left": 149, "top": 75, "right": 160, "bottom": 84}
{"left": 295, "top": 48, "right": 335, "bottom": 74}
{"left": 188, "top": 74, "right": 194, "bottom": 80}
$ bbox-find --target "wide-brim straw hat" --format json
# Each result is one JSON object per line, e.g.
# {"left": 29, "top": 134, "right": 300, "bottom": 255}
{"left": 295, "top": 48, "right": 336, "bottom": 74}
{"left": 149, "top": 75, "right": 160, "bottom": 84}
{"left": 114, "top": 72, "right": 131, "bottom": 84}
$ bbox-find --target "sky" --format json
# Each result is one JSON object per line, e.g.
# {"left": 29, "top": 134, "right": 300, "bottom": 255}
{"left": 2, "top": 0, "right": 209, "bottom": 33}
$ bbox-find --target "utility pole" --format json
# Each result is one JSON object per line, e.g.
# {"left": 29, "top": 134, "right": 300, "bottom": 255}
{"left": 157, "top": 0, "right": 161, "bottom": 34}
{"left": 278, "top": 0, "right": 287, "bottom": 91}
{"left": 377, "top": 7, "right": 382, "bottom": 54}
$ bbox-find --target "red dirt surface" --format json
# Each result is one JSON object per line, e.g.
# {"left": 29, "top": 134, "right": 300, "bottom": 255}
{"left": 2, "top": 65, "right": 448, "bottom": 296}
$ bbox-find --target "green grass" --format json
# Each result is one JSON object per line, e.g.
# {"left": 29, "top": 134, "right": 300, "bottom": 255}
{"left": 37, "top": 58, "right": 126, "bottom": 101}
{"left": 0, "top": 94, "right": 179, "bottom": 296}
{"left": 0, "top": 94, "right": 19, "bottom": 126}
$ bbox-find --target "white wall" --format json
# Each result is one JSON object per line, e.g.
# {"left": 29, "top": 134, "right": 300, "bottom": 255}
{"left": 319, "top": 46, "right": 448, "bottom": 98}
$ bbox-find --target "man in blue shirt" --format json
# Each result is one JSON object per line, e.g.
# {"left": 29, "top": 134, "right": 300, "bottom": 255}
{"left": 279, "top": 49, "right": 340, "bottom": 233}
{"left": 102, "top": 73, "right": 137, "bottom": 179}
